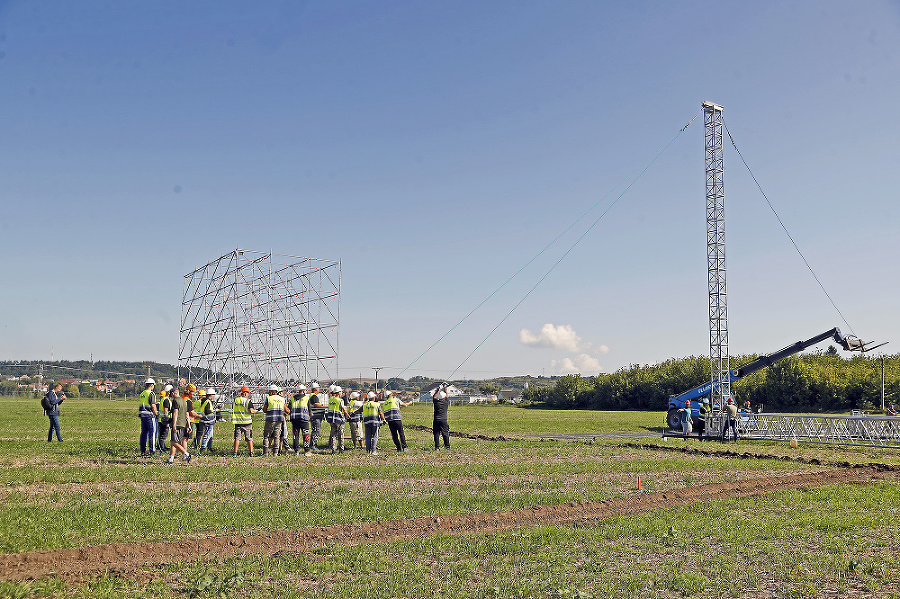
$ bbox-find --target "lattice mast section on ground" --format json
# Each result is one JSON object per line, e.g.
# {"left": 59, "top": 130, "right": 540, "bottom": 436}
{"left": 703, "top": 101, "right": 730, "bottom": 407}
{"left": 179, "top": 249, "right": 340, "bottom": 390}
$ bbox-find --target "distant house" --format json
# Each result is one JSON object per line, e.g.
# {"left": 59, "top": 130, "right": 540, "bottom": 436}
{"left": 498, "top": 388, "right": 521, "bottom": 401}
{"left": 418, "top": 382, "right": 464, "bottom": 402}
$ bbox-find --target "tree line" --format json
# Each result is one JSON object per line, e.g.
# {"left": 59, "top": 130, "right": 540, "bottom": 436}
{"left": 1, "top": 360, "right": 558, "bottom": 399}
{"left": 522, "top": 349, "right": 900, "bottom": 413}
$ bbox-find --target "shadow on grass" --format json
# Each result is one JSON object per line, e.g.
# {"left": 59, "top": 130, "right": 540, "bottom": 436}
{"left": 640, "top": 425, "right": 667, "bottom": 434}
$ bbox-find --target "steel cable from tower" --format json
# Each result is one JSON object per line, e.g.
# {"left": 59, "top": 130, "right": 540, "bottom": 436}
{"left": 724, "top": 123, "right": 856, "bottom": 337}
{"left": 394, "top": 110, "right": 702, "bottom": 381}
{"left": 444, "top": 114, "right": 699, "bottom": 380}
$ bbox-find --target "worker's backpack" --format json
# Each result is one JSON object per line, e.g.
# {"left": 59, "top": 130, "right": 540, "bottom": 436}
{"left": 40, "top": 393, "right": 51, "bottom": 412}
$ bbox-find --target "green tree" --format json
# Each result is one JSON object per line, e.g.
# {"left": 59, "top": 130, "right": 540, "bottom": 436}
{"left": 479, "top": 383, "right": 500, "bottom": 396}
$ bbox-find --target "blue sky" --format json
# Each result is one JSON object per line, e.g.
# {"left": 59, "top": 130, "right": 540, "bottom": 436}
{"left": 1, "top": 1, "right": 897, "bottom": 380}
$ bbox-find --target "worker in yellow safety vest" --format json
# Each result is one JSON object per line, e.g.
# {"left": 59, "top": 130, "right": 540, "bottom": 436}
{"left": 286, "top": 385, "right": 312, "bottom": 456}
{"left": 138, "top": 378, "right": 158, "bottom": 456}
{"left": 381, "top": 390, "right": 412, "bottom": 452}
{"left": 262, "top": 385, "right": 285, "bottom": 456}
{"left": 231, "top": 386, "right": 259, "bottom": 457}
{"left": 157, "top": 385, "right": 173, "bottom": 452}
{"left": 362, "top": 391, "right": 386, "bottom": 455}
{"left": 325, "top": 385, "right": 351, "bottom": 454}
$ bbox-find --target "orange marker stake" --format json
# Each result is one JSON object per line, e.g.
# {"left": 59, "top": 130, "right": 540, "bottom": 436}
{"left": 637, "top": 476, "right": 642, "bottom": 491}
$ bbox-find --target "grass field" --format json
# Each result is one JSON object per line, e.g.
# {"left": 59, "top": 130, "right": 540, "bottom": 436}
{"left": 2, "top": 395, "right": 900, "bottom": 598}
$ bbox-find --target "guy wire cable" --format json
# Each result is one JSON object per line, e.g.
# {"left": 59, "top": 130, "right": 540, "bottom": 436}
{"left": 724, "top": 123, "right": 856, "bottom": 337}
{"left": 445, "top": 113, "right": 698, "bottom": 380}
{"left": 391, "top": 109, "right": 703, "bottom": 382}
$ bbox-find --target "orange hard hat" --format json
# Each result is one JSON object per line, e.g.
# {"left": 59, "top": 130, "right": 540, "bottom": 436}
{"left": 186, "top": 383, "right": 197, "bottom": 392}
{"left": 240, "top": 386, "right": 251, "bottom": 394}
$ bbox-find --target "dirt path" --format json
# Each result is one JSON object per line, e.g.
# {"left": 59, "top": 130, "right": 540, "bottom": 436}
{"left": 1, "top": 464, "right": 893, "bottom": 582}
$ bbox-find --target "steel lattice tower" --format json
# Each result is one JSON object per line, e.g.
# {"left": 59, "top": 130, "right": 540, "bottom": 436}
{"left": 703, "top": 101, "right": 730, "bottom": 407}
{"left": 179, "top": 249, "right": 340, "bottom": 391}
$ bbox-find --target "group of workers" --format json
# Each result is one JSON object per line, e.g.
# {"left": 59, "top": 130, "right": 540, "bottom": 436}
{"left": 677, "top": 396, "right": 756, "bottom": 442}
{"left": 138, "top": 378, "right": 454, "bottom": 463}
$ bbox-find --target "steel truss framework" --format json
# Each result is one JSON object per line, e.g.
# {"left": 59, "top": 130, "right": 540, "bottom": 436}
{"left": 702, "top": 413, "right": 900, "bottom": 449}
{"left": 703, "top": 101, "right": 730, "bottom": 408}
{"left": 179, "top": 249, "right": 340, "bottom": 392}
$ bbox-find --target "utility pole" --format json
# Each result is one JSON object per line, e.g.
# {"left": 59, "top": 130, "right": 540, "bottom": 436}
{"left": 882, "top": 354, "right": 886, "bottom": 412}
{"left": 372, "top": 367, "right": 384, "bottom": 393}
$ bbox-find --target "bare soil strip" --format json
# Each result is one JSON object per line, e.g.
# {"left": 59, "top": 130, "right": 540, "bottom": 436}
{"left": 1, "top": 466, "right": 893, "bottom": 582}
{"left": 405, "top": 423, "right": 513, "bottom": 441}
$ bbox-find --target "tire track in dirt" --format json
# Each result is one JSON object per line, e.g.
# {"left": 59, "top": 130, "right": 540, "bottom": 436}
{"left": 1, "top": 465, "right": 895, "bottom": 582}
{"left": 618, "top": 441, "right": 900, "bottom": 469}
{"left": 404, "top": 423, "right": 513, "bottom": 441}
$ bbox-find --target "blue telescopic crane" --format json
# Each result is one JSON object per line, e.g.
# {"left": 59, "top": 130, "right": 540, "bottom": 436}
{"left": 665, "top": 327, "right": 870, "bottom": 430}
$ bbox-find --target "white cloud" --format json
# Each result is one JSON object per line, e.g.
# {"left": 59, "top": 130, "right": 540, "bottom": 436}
{"left": 551, "top": 354, "right": 603, "bottom": 375}
{"left": 519, "top": 323, "right": 609, "bottom": 355}
{"left": 519, "top": 324, "right": 582, "bottom": 352}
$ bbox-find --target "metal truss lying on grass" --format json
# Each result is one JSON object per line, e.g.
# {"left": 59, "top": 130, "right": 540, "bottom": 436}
{"left": 704, "top": 413, "right": 900, "bottom": 449}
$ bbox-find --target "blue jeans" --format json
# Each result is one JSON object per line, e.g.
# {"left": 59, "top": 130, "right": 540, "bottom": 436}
{"left": 721, "top": 417, "right": 738, "bottom": 441}
{"left": 140, "top": 416, "right": 157, "bottom": 453}
{"left": 364, "top": 423, "right": 381, "bottom": 453}
{"left": 48, "top": 414, "right": 62, "bottom": 442}
{"left": 199, "top": 423, "right": 214, "bottom": 450}
{"left": 310, "top": 416, "right": 324, "bottom": 449}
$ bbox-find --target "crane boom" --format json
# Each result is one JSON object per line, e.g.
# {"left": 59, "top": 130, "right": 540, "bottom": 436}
{"left": 666, "top": 327, "right": 855, "bottom": 428}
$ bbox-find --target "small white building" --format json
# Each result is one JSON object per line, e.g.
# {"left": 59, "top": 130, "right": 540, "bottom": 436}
{"left": 417, "top": 382, "right": 464, "bottom": 402}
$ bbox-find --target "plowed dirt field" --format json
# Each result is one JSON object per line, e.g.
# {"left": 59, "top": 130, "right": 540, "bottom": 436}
{"left": 2, "top": 461, "right": 893, "bottom": 582}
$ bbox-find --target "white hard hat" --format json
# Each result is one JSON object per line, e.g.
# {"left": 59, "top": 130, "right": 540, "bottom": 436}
{"left": 311, "top": 381, "right": 320, "bottom": 389}
{"left": 268, "top": 384, "right": 280, "bottom": 392}
{"left": 206, "top": 388, "right": 217, "bottom": 396}
{"left": 332, "top": 385, "right": 342, "bottom": 393}
{"left": 145, "top": 378, "right": 155, "bottom": 385}
{"left": 297, "top": 384, "right": 307, "bottom": 391}
{"left": 367, "top": 391, "right": 376, "bottom": 399}
{"left": 164, "top": 384, "right": 173, "bottom": 392}
{"left": 350, "top": 391, "right": 359, "bottom": 399}
{"left": 384, "top": 390, "right": 392, "bottom": 397}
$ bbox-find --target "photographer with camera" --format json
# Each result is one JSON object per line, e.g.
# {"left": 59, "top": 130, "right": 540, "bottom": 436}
{"left": 43, "top": 383, "right": 66, "bottom": 442}
{"left": 431, "top": 383, "right": 451, "bottom": 450}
